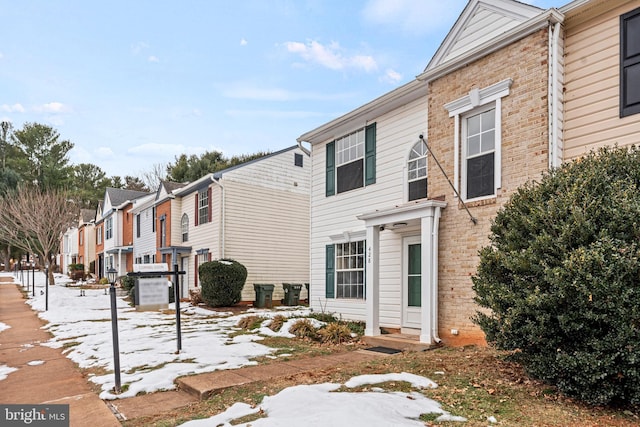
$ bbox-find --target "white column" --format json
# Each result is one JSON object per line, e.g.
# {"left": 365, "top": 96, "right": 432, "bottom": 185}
{"left": 420, "top": 212, "right": 434, "bottom": 344}
{"left": 365, "top": 225, "right": 380, "bottom": 337}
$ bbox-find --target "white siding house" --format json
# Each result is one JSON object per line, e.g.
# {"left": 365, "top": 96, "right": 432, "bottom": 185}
{"left": 173, "top": 146, "right": 310, "bottom": 302}
{"left": 131, "top": 193, "right": 157, "bottom": 265}
{"left": 298, "top": 0, "right": 562, "bottom": 345}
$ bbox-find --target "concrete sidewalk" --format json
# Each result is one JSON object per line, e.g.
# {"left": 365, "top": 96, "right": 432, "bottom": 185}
{"left": 0, "top": 277, "right": 120, "bottom": 427}
{"left": 1, "top": 275, "right": 396, "bottom": 425}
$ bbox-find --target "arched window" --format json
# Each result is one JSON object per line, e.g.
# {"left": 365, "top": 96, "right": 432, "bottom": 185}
{"left": 181, "top": 213, "right": 189, "bottom": 242}
{"left": 408, "top": 140, "right": 428, "bottom": 201}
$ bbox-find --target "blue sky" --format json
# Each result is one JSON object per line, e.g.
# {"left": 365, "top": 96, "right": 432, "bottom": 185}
{"left": 1, "top": 0, "right": 558, "bottom": 178}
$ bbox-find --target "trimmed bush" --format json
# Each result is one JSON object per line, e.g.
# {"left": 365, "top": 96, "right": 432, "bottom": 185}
{"left": 199, "top": 258, "right": 247, "bottom": 307}
{"left": 121, "top": 275, "right": 136, "bottom": 300}
{"left": 472, "top": 146, "right": 640, "bottom": 407}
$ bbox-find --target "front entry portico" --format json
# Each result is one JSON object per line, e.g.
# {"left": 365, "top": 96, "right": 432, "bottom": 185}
{"left": 357, "top": 200, "right": 446, "bottom": 344}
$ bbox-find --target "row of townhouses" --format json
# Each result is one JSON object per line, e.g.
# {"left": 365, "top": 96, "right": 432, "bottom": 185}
{"left": 60, "top": 0, "right": 640, "bottom": 346}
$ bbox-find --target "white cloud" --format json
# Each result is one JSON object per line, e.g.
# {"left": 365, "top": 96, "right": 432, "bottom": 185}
{"left": 283, "top": 40, "right": 377, "bottom": 72}
{"left": 38, "top": 102, "right": 66, "bottom": 113}
{"left": 1, "top": 103, "right": 25, "bottom": 113}
{"left": 148, "top": 55, "right": 159, "bottom": 63}
{"left": 381, "top": 68, "right": 403, "bottom": 84}
{"left": 240, "top": 38, "right": 248, "bottom": 46}
{"left": 362, "top": 0, "right": 464, "bottom": 36}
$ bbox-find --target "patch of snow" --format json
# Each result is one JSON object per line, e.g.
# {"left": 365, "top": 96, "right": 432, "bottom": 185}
{"left": 345, "top": 372, "right": 438, "bottom": 389}
{"left": 27, "top": 360, "right": 45, "bottom": 366}
{"left": 179, "top": 375, "right": 466, "bottom": 427}
{"left": 0, "top": 322, "right": 10, "bottom": 332}
{"left": 0, "top": 364, "right": 18, "bottom": 381}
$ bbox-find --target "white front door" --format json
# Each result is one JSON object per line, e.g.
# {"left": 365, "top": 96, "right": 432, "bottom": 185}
{"left": 180, "top": 256, "right": 189, "bottom": 298}
{"left": 402, "top": 236, "right": 422, "bottom": 329}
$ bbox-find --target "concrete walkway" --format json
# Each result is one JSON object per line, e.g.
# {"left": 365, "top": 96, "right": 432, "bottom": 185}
{"left": 1, "top": 276, "right": 395, "bottom": 425}
{"left": 0, "top": 277, "right": 120, "bottom": 427}
{"left": 111, "top": 348, "right": 390, "bottom": 421}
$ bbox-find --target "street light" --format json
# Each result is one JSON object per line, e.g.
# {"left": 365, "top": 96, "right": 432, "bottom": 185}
{"left": 107, "top": 267, "right": 121, "bottom": 394}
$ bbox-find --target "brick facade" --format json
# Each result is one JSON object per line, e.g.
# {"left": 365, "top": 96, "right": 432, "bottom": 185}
{"left": 428, "top": 28, "right": 551, "bottom": 345}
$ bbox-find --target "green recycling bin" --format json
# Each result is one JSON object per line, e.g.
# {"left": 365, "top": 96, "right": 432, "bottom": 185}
{"left": 283, "top": 283, "right": 303, "bottom": 306}
{"left": 254, "top": 284, "right": 274, "bottom": 308}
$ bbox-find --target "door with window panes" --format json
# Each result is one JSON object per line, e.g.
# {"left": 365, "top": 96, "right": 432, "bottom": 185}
{"left": 402, "top": 236, "right": 422, "bottom": 329}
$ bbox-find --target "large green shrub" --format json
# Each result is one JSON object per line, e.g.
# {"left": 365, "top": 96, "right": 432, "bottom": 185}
{"left": 472, "top": 146, "right": 640, "bottom": 407}
{"left": 199, "top": 258, "right": 247, "bottom": 307}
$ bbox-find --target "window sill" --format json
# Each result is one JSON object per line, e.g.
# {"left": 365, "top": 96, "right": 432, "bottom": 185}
{"left": 459, "top": 196, "right": 496, "bottom": 209}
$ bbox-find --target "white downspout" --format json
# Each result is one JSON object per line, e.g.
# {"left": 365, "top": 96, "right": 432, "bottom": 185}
{"left": 548, "top": 21, "right": 561, "bottom": 169}
{"left": 211, "top": 176, "right": 225, "bottom": 258}
{"left": 431, "top": 207, "right": 442, "bottom": 344}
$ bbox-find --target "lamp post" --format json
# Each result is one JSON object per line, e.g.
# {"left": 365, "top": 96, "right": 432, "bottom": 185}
{"left": 44, "top": 264, "right": 49, "bottom": 311}
{"left": 107, "top": 267, "right": 121, "bottom": 394}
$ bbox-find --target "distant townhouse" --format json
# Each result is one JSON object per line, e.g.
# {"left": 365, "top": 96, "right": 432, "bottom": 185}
{"left": 131, "top": 193, "right": 157, "bottom": 266}
{"left": 172, "top": 146, "right": 310, "bottom": 302}
{"left": 59, "top": 225, "right": 78, "bottom": 275}
{"left": 98, "top": 188, "right": 151, "bottom": 278}
{"left": 77, "top": 208, "right": 96, "bottom": 275}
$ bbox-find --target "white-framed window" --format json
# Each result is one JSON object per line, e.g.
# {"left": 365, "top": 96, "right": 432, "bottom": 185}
{"left": 335, "top": 240, "right": 365, "bottom": 299}
{"left": 336, "top": 129, "right": 365, "bottom": 194}
{"left": 463, "top": 106, "right": 495, "bottom": 199}
{"left": 408, "top": 140, "right": 428, "bottom": 201}
{"left": 105, "top": 217, "right": 113, "bottom": 240}
{"left": 181, "top": 214, "right": 189, "bottom": 242}
{"left": 444, "top": 79, "right": 511, "bottom": 202}
{"left": 198, "top": 188, "right": 209, "bottom": 225}
{"left": 326, "top": 123, "right": 376, "bottom": 196}
{"left": 97, "top": 226, "right": 102, "bottom": 244}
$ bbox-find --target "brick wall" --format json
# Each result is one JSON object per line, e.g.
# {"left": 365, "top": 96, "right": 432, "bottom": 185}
{"left": 428, "top": 28, "right": 550, "bottom": 345}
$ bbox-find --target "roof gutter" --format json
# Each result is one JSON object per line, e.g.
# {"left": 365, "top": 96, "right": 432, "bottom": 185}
{"left": 417, "top": 8, "right": 564, "bottom": 83}
{"left": 297, "top": 79, "right": 427, "bottom": 145}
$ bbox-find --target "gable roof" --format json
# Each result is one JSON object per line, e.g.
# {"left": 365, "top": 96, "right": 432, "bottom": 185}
{"left": 155, "top": 180, "right": 188, "bottom": 202}
{"left": 212, "top": 145, "right": 297, "bottom": 179}
{"left": 105, "top": 187, "right": 150, "bottom": 208}
{"left": 80, "top": 208, "right": 96, "bottom": 224}
{"left": 426, "top": 0, "right": 543, "bottom": 72}
{"left": 418, "top": 2, "right": 562, "bottom": 83}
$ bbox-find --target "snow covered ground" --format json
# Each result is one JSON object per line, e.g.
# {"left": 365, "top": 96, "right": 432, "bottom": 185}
{"left": 0, "top": 271, "right": 471, "bottom": 426}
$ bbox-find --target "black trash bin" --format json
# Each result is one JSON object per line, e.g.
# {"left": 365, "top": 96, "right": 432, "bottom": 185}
{"left": 254, "top": 284, "right": 274, "bottom": 308}
{"left": 283, "top": 283, "right": 303, "bottom": 306}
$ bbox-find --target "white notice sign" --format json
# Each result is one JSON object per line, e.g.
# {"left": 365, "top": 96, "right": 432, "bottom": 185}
{"left": 137, "top": 277, "right": 169, "bottom": 308}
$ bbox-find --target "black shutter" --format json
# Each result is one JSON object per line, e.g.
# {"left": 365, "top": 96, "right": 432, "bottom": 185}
{"left": 325, "top": 244, "right": 335, "bottom": 298}
{"left": 326, "top": 142, "right": 335, "bottom": 196}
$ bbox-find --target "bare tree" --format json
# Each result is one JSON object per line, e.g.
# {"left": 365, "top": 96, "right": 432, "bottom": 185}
{"left": 139, "top": 162, "right": 168, "bottom": 191}
{"left": 0, "top": 185, "right": 76, "bottom": 285}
